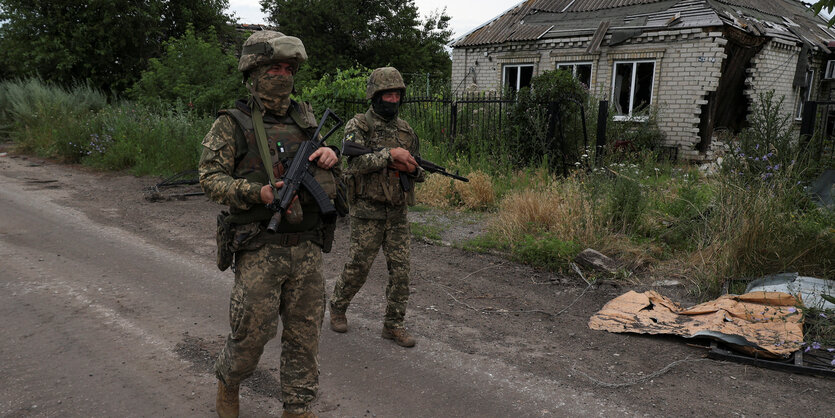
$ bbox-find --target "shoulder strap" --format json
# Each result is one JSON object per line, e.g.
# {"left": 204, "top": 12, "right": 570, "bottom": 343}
{"left": 218, "top": 109, "right": 254, "bottom": 132}
{"left": 250, "top": 104, "right": 278, "bottom": 188}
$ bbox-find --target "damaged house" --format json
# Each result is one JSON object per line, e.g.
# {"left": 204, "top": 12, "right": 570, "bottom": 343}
{"left": 451, "top": 0, "right": 835, "bottom": 160}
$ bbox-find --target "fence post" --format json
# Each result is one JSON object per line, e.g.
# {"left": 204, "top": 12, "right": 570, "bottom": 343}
{"left": 800, "top": 101, "right": 817, "bottom": 145}
{"left": 450, "top": 101, "right": 458, "bottom": 139}
{"left": 596, "top": 100, "right": 608, "bottom": 164}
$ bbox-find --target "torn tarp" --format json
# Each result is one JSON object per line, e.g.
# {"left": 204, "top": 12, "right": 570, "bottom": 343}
{"left": 588, "top": 290, "right": 804, "bottom": 358}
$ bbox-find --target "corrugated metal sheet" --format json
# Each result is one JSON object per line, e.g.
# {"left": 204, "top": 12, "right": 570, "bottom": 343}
{"left": 453, "top": 0, "right": 830, "bottom": 48}
{"left": 454, "top": 0, "right": 538, "bottom": 47}
{"left": 563, "top": 0, "right": 667, "bottom": 12}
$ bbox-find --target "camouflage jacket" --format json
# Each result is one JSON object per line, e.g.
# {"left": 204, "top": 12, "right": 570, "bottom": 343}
{"left": 343, "top": 108, "right": 425, "bottom": 219}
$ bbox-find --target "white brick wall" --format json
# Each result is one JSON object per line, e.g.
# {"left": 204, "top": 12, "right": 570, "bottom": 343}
{"left": 746, "top": 40, "right": 801, "bottom": 124}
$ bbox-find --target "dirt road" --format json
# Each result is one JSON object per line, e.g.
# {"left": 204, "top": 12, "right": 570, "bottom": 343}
{"left": 0, "top": 151, "right": 831, "bottom": 417}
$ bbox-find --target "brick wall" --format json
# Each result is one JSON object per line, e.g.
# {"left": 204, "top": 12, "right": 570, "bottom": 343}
{"left": 746, "top": 40, "right": 801, "bottom": 124}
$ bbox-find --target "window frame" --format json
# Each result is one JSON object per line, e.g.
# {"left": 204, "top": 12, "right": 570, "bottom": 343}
{"left": 556, "top": 62, "right": 593, "bottom": 87}
{"left": 502, "top": 64, "right": 535, "bottom": 93}
{"left": 610, "top": 59, "right": 656, "bottom": 122}
{"left": 795, "top": 68, "right": 815, "bottom": 121}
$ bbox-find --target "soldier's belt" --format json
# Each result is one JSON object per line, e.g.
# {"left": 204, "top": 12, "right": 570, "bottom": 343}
{"left": 257, "top": 229, "right": 322, "bottom": 246}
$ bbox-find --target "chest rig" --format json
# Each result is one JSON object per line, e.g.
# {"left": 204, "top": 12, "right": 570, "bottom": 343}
{"left": 348, "top": 109, "right": 418, "bottom": 206}
{"left": 219, "top": 100, "right": 337, "bottom": 231}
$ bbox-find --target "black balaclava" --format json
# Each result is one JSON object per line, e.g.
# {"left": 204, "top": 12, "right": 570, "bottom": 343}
{"left": 371, "top": 91, "right": 401, "bottom": 120}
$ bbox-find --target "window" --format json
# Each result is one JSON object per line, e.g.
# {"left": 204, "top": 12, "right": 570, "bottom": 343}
{"left": 556, "top": 62, "right": 592, "bottom": 87}
{"left": 503, "top": 64, "right": 534, "bottom": 93}
{"left": 796, "top": 69, "right": 814, "bottom": 120}
{"left": 611, "top": 60, "right": 656, "bottom": 120}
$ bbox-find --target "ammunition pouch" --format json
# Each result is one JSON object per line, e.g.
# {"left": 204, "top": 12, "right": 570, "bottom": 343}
{"left": 216, "top": 212, "right": 265, "bottom": 271}
{"left": 320, "top": 215, "right": 337, "bottom": 253}
{"left": 216, "top": 211, "right": 234, "bottom": 271}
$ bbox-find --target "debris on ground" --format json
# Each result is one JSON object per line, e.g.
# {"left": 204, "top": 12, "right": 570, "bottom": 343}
{"left": 588, "top": 290, "right": 803, "bottom": 358}
{"left": 745, "top": 273, "right": 835, "bottom": 310}
{"left": 573, "top": 248, "right": 620, "bottom": 274}
{"left": 144, "top": 169, "right": 203, "bottom": 202}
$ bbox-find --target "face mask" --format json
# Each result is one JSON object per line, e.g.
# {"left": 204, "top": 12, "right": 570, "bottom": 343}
{"left": 252, "top": 67, "right": 294, "bottom": 116}
{"left": 372, "top": 96, "right": 400, "bottom": 119}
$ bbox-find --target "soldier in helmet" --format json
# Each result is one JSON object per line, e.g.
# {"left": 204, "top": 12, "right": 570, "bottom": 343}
{"left": 328, "top": 67, "right": 425, "bottom": 347}
{"left": 199, "top": 30, "right": 340, "bottom": 418}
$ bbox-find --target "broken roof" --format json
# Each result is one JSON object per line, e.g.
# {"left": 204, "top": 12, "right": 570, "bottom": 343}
{"left": 452, "top": 0, "right": 833, "bottom": 51}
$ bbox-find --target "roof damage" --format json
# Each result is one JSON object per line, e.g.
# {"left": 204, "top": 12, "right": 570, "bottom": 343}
{"left": 453, "top": 0, "right": 833, "bottom": 51}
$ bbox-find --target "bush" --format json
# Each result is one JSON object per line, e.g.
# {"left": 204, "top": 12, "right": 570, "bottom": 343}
{"left": 127, "top": 26, "right": 244, "bottom": 115}
{"left": 722, "top": 91, "right": 805, "bottom": 184}
{"left": 299, "top": 66, "right": 370, "bottom": 117}
{"left": 1, "top": 78, "right": 107, "bottom": 160}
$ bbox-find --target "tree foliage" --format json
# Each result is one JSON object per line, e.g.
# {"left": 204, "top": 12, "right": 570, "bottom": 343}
{"left": 259, "top": 0, "right": 452, "bottom": 87}
{"left": 127, "top": 27, "right": 245, "bottom": 115}
{"left": 0, "top": 0, "right": 234, "bottom": 93}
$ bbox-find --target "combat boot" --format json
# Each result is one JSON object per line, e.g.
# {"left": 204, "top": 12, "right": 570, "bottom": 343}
{"left": 281, "top": 410, "right": 317, "bottom": 418}
{"left": 216, "top": 379, "right": 239, "bottom": 418}
{"left": 329, "top": 310, "right": 347, "bottom": 333}
{"left": 381, "top": 326, "right": 416, "bottom": 347}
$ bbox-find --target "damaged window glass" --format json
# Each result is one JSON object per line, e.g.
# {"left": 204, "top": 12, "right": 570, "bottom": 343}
{"left": 612, "top": 60, "right": 656, "bottom": 120}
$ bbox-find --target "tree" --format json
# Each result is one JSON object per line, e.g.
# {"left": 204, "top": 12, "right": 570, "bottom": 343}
{"left": 811, "top": 1, "right": 835, "bottom": 26}
{"left": 0, "top": 0, "right": 234, "bottom": 93}
{"left": 259, "top": 0, "right": 452, "bottom": 88}
{"left": 127, "top": 26, "right": 245, "bottom": 115}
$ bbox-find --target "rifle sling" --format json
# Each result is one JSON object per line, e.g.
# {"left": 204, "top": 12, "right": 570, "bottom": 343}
{"left": 250, "top": 104, "right": 278, "bottom": 188}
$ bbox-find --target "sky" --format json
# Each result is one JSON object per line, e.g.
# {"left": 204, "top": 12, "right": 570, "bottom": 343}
{"left": 227, "top": 0, "right": 517, "bottom": 41}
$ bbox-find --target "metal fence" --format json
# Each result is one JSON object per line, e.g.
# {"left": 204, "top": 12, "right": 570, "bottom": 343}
{"left": 325, "top": 93, "right": 597, "bottom": 174}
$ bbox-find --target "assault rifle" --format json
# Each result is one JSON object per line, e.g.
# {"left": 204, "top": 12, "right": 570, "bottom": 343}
{"left": 341, "top": 140, "right": 468, "bottom": 192}
{"left": 266, "top": 109, "right": 344, "bottom": 232}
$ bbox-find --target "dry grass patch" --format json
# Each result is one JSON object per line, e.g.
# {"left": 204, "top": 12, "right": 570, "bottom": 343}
{"left": 454, "top": 170, "right": 495, "bottom": 210}
{"left": 416, "top": 173, "right": 454, "bottom": 207}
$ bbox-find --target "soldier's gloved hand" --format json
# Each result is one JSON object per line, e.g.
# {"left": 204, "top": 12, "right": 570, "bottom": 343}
{"left": 390, "top": 147, "right": 417, "bottom": 172}
{"left": 310, "top": 146, "right": 338, "bottom": 169}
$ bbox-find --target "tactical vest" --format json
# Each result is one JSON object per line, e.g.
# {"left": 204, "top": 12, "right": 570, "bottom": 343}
{"left": 219, "top": 100, "right": 338, "bottom": 232}
{"left": 348, "top": 110, "right": 418, "bottom": 206}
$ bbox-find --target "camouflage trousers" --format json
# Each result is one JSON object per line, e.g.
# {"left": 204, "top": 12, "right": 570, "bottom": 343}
{"left": 330, "top": 210, "right": 411, "bottom": 328}
{"left": 214, "top": 240, "right": 325, "bottom": 413}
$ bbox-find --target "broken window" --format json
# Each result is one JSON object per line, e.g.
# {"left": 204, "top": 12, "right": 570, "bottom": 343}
{"left": 556, "top": 62, "right": 592, "bottom": 87}
{"left": 611, "top": 60, "right": 656, "bottom": 120}
{"left": 503, "top": 64, "right": 534, "bottom": 93}
{"left": 795, "top": 69, "right": 814, "bottom": 120}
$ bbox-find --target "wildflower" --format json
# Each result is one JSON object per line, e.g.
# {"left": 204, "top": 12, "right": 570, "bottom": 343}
{"left": 831, "top": 359, "right": 835, "bottom": 366}
{"left": 811, "top": 342, "right": 822, "bottom": 350}
{"left": 821, "top": 313, "right": 828, "bottom": 319}
{"left": 788, "top": 307, "right": 797, "bottom": 313}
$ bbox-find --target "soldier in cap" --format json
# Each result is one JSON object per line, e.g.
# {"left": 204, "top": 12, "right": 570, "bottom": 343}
{"left": 199, "top": 30, "right": 340, "bottom": 418}
{"left": 328, "top": 67, "right": 425, "bottom": 347}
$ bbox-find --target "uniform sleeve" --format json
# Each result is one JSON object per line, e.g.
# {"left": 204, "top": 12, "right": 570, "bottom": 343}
{"left": 344, "top": 117, "right": 392, "bottom": 175}
{"left": 198, "top": 116, "right": 263, "bottom": 209}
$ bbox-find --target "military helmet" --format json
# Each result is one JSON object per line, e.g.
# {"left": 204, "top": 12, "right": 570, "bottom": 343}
{"left": 366, "top": 67, "right": 406, "bottom": 100}
{"left": 238, "top": 30, "right": 308, "bottom": 75}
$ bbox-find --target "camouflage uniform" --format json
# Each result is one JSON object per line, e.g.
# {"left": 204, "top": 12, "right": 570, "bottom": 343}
{"left": 199, "top": 31, "right": 337, "bottom": 416}
{"left": 330, "top": 67, "right": 425, "bottom": 330}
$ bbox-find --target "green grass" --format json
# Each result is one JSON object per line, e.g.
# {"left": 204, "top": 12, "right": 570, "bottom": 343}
{"left": 410, "top": 222, "right": 443, "bottom": 241}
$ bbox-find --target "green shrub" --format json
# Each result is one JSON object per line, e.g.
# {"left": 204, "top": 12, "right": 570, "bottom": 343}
{"left": 127, "top": 26, "right": 244, "bottom": 115}
{"left": 511, "top": 233, "right": 582, "bottom": 271}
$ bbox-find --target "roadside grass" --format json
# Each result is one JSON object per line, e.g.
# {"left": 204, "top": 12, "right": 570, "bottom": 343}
{"left": 1, "top": 78, "right": 211, "bottom": 176}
